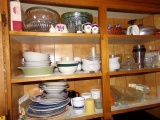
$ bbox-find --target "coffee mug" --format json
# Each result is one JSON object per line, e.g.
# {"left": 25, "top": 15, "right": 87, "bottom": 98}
{"left": 68, "top": 90, "right": 80, "bottom": 106}
{"left": 82, "top": 22, "right": 92, "bottom": 34}
{"left": 94, "top": 98, "right": 102, "bottom": 109}
{"left": 55, "top": 24, "right": 68, "bottom": 33}
{"left": 72, "top": 97, "right": 85, "bottom": 115}
{"left": 92, "top": 24, "right": 99, "bottom": 34}
{"left": 91, "top": 89, "right": 101, "bottom": 99}
{"left": 85, "top": 98, "right": 95, "bottom": 114}
{"left": 81, "top": 92, "right": 92, "bottom": 99}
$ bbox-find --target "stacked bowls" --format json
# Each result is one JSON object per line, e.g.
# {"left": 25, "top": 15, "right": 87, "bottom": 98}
{"left": 19, "top": 52, "right": 54, "bottom": 77}
{"left": 26, "top": 81, "right": 69, "bottom": 118}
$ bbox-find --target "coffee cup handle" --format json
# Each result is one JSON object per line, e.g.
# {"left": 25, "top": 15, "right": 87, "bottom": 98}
{"left": 70, "top": 98, "right": 73, "bottom": 106}
{"left": 76, "top": 92, "right": 80, "bottom": 97}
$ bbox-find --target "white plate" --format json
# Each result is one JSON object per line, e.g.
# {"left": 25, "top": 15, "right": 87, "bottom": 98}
{"left": 29, "top": 98, "right": 69, "bottom": 111}
{"left": 43, "top": 81, "right": 68, "bottom": 86}
{"left": 30, "top": 95, "right": 68, "bottom": 103}
{"left": 43, "top": 88, "right": 65, "bottom": 94}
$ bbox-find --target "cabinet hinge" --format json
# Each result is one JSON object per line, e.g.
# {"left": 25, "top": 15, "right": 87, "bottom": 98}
{"left": 1, "top": 12, "right": 7, "bottom": 27}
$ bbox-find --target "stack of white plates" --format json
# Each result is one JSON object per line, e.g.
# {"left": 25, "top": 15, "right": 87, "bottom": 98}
{"left": 22, "top": 51, "right": 51, "bottom": 67}
{"left": 26, "top": 81, "right": 69, "bottom": 118}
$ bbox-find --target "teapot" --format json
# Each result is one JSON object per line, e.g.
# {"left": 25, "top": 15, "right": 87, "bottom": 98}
{"left": 81, "top": 59, "right": 100, "bottom": 72}
{"left": 109, "top": 57, "right": 120, "bottom": 71}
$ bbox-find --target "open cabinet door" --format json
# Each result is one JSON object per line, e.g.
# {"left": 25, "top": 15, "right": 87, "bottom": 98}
{"left": 0, "top": 0, "right": 8, "bottom": 119}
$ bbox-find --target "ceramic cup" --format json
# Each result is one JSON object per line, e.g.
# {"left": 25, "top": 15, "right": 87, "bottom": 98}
{"left": 72, "top": 97, "right": 85, "bottom": 115}
{"left": 82, "top": 22, "right": 92, "bottom": 34}
{"left": 81, "top": 92, "right": 92, "bottom": 100}
{"left": 92, "top": 24, "right": 99, "bottom": 34}
{"left": 94, "top": 98, "right": 102, "bottom": 109}
{"left": 91, "top": 89, "right": 101, "bottom": 99}
{"left": 55, "top": 24, "right": 68, "bottom": 33}
{"left": 85, "top": 98, "right": 95, "bottom": 114}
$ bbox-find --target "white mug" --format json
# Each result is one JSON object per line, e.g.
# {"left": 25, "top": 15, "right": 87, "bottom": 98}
{"left": 72, "top": 97, "right": 85, "bottom": 115}
{"left": 82, "top": 22, "right": 92, "bottom": 34}
{"left": 55, "top": 24, "right": 68, "bottom": 33}
{"left": 92, "top": 24, "right": 99, "bottom": 34}
{"left": 91, "top": 89, "right": 101, "bottom": 99}
{"left": 81, "top": 92, "right": 92, "bottom": 99}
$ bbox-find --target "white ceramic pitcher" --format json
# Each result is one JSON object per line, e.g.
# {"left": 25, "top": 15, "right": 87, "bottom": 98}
{"left": 109, "top": 57, "right": 120, "bottom": 71}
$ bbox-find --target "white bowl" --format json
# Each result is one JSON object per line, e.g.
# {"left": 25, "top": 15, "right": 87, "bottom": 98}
{"left": 23, "top": 52, "right": 50, "bottom": 61}
{"left": 43, "top": 88, "right": 65, "bottom": 94}
{"left": 57, "top": 61, "right": 78, "bottom": 74}
{"left": 43, "top": 81, "right": 68, "bottom": 86}
{"left": 24, "top": 61, "right": 51, "bottom": 67}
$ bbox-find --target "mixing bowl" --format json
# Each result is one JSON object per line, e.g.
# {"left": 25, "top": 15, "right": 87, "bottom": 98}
{"left": 57, "top": 61, "right": 78, "bottom": 74}
{"left": 22, "top": 7, "right": 60, "bottom": 32}
{"left": 18, "top": 66, "right": 54, "bottom": 77}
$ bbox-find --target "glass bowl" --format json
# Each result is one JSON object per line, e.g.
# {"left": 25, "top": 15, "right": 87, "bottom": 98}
{"left": 22, "top": 7, "right": 60, "bottom": 32}
{"left": 61, "top": 12, "right": 93, "bottom": 26}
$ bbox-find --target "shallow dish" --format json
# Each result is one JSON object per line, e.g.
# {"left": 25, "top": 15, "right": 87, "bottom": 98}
{"left": 43, "top": 81, "right": 68, "bottom": 86}
{"left": 18, "top": 66, "right": 54, "bottom": 77}
{"left": 43, "top": 88, "right": 65, "bottom": 94}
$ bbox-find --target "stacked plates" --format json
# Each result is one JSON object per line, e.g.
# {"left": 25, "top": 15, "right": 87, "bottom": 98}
{"left": 26, "top": 81, "right": 69, "bottom": 118}
{"left": 22, "top": 51, "right": 51, "bottom": 67}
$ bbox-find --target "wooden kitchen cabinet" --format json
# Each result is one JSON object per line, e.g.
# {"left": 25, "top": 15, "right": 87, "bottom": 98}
{"left": 2, "top": 0, "right": 160, "bottom": 120}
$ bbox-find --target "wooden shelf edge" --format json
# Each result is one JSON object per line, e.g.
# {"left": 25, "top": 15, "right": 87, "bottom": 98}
{"left": 11, "top": 72, "right": 102, "bottom": 83}
{"left": 108, "top": 34, "right": 159, "bottom": 38}
{"left": 67, "top": 113, "right": 103, "bottom": 120}
{"left": 9, "top": 31, "right": 100, "bottom": 37}
{"left": 111, "top": 102, "right": 160, "bottom": 115}
{"left": 109, "top": 68, "right": 160, "bottom": 76}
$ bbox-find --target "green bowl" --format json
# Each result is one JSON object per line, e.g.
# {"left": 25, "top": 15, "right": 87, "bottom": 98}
{"left": 18, "top": 66, "right": 54, "bottom": 77}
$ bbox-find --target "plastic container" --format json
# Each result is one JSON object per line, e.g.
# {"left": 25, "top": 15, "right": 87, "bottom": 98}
{"left": 110, "top": 85, "right": 143, "bottom": 105}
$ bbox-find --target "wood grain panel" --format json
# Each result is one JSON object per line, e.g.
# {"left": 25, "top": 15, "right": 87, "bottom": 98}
{"left": 55, "top": 44, "right": 73, "bottom": 60}
{"left": 10, "top": 39, "right": 23, "bottom": 77}
{"left": 142, "top": 15, "right": 154, "bottom": 26}
{"left": 145, "top": 73, "right": 157, "bottom": 96}
{"left": 74, "top": 79, "right": 101, "bottom": 95}
{"left": 154, "top": 14, "right": 160, "bottom": 29}
{"left": 126, "top": 75, "right": 145, "bottom": 86}
{"left": 73, "top": 44, "right": 96, "bottom": 59}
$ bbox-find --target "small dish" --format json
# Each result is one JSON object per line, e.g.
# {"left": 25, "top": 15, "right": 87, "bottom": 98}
{"left": 43, "top": 81, "right": 68, "bottom": 86}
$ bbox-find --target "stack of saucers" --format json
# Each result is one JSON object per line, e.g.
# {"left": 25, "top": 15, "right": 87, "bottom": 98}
{"left": 22, "top": 51, "right": 51, "bottom": 67}
{"left": 26, "top": 81, "right": 69, "bottom": 119}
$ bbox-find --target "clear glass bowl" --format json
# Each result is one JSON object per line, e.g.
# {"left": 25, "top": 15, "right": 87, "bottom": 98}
{"left": 22, "top": 7, "right": 60, "bottom": 32}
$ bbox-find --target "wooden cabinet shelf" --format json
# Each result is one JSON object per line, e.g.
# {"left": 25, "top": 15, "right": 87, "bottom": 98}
{"left": 108, "top": 35, "right": 160, "bottom": 44}
{"left": 111, "top": 99, "right": 160, "bottom": 115}
{"left": 11, "top": 72, "right": 102, "bottom": 83}
{"left": 10, "top": 31, "right": 100, "bottom": 44}
{"left": 109, "top": 68, "right": 160, "bottom": 76}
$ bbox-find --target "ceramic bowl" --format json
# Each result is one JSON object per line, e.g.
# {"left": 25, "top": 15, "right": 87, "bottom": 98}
{"left": 23, "top": 52, "right": 50, "bottom": 62}
{"left": 18, "top": 66, "right": 54, "bottom": 77}
{"left": 57, "top": 61, "right": 78, "bottom": 74}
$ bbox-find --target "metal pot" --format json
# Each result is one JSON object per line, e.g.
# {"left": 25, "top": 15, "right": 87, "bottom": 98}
{"left": 139, "top": 26, "right": 158, "bottom": 35}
